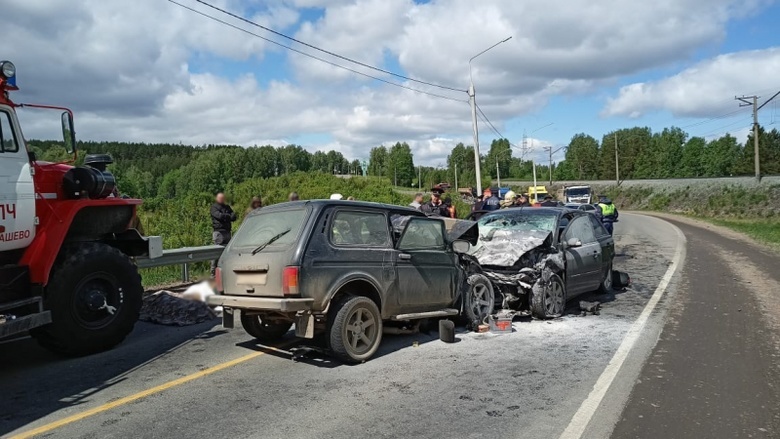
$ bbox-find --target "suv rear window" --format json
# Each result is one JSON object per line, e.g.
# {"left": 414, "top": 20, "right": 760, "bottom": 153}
{"left": 330, "top": 210, "right": 390, "bottom": 247}
{"left": 230, "top": 208, "right": 307, "bottom": 250}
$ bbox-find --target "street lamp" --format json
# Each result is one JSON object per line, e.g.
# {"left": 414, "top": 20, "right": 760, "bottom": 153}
{"left": 469, "top": 36, "right": 512, "bottom": 193}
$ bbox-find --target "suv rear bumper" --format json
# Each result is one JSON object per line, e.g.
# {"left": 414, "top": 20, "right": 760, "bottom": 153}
{"left": 207, "top": 295, "right": 313, "bottom": 312}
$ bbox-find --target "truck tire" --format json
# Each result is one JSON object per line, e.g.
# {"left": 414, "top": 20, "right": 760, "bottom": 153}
{"left": 31, "top": 243, "right": 142, "bottom": 356}
{"left": 530, "top": 272, "right": 565, "bottom": 319}
{"left": 328, "top": 295, "right": 382, "bottom": 363}
{"left": 463, "top": 274, "right": 494, "bottom": 326}
{"left": 240, "top": 312, "right": 292, "bottom": 342}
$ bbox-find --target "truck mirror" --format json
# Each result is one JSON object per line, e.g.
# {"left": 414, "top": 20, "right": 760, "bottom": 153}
{"left": 61, "top": 111, "right": 76, "bottom": 154}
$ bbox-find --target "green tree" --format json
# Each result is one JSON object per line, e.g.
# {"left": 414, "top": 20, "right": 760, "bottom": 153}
{"left": 704, "top": 134, "right": 740, "bottom": 176}
{"left": 484, "top": 138, "right": 512, "bottom": 180}
{"left": 565, "top": 134, "right": 600, "bottom": 179}
{"left": 368, "top": 146, "right": 387, "bottom": 177}
{"left": 680, "top": 136, "right": 706, "bottom": 177}
{"left": 388, "top": 142, "right": 415, "bottom": 186}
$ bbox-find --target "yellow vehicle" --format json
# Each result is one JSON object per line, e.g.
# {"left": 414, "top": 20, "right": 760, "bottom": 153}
{"left": 527, "top": 185, "right": 548, "bottom": 201}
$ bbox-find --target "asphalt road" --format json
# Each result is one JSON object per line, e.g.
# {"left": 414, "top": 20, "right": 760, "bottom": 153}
{"left": 3, "top": 212, "right": 772, "bottom": 438}
{"left": 612, "top": 216, "right": 780, "bottom": 438}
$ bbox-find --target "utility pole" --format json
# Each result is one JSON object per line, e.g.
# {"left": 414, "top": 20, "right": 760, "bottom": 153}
{"left": 468, "top": 85, "right": 482, "bottom": 193}
{"left": 468, "top": 36, "right": 512, "bottom": 194}
{"left": 418, "top": 166, "right": 421, "bottom": 190}
{"left": 496, "top": 159, "right": 501, "bottom": 189}
{"left": 614, "top": 134, "right": 619, "bottom": 185}
{"left": 454, "top": 163, "right": 458, "bottom": 191}
{"left": 736, "top": 91, "right": 780, "bottom": 182}
{"left": 548, "top": 146, "right": 553, "bottom": 186}
{"left": 394, "top": 165, "right": 397, "bottom": 187}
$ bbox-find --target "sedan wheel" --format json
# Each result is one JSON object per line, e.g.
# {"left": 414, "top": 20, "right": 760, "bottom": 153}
{"left": 464, "top": 274, "right": 495, "bottom": 325}
{"left": 596, "top": 262, "right": 613, "bottom": 294}
{"left": 530, "top": 272, "right": 566, "bottom": 319}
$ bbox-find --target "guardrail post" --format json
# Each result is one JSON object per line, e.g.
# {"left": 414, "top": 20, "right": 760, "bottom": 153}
{"left": 182, "top": 263, "right": 190, "bottom": 283}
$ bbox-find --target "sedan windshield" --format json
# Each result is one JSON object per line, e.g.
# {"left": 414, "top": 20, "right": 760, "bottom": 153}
{"left": 478, "top": 210, "right": 558, "bottom": 233}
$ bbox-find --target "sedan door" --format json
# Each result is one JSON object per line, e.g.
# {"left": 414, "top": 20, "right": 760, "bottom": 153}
{"left": 394, "top": 217, "right": 457, "bottom": 310}
{"left": 562, "top": 215, "right": 602, "bottom": 295}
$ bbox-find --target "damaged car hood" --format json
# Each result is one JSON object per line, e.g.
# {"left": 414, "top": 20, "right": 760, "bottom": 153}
{"left": 470, "top": 229, "right": 552, "bottom": 267}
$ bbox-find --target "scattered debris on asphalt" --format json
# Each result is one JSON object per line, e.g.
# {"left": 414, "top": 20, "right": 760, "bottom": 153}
{"left": 579, "top": 301, "right": 601, "bottom": 316}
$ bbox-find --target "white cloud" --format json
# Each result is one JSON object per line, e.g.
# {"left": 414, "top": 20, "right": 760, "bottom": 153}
{"left": 603, "top": 47, "right": 780, "bottom": 118}
{"left": 4, "top": 0, "right": 775, "bottom": 165}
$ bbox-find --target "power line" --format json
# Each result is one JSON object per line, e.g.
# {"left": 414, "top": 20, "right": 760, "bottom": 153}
{"left": 191, "top": 0, "right": 466, "bottom": 93}
{"left": 168, "top": 0, "right": 467, "bottom": 103}
{"left": 678, "top": 108, "right": 749, "bottom": 129}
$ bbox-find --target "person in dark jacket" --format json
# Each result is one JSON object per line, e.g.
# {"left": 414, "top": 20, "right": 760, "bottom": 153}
{"left": 420, "top": 187, "right": 450, "bottom": 216}
{"left": 482, "top": 188, "right": 501, "bottom": 211}
{"left": 210, "top": 192, "right": 237, "bottom": 277}
{"left": 514, "top": 193, "right": 532, "bottom": 207}
{"left": 540, "top": 195, "right": 558, "bottom": 207}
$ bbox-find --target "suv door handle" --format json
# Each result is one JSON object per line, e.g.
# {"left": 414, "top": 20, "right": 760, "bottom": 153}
{"left": 399, "top": 253, "right": 412, "bottom": 261}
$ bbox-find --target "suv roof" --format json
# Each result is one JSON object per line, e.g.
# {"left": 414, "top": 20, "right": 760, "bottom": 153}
{"left": 249, "top": 199, "right": 425, "bottom": 215}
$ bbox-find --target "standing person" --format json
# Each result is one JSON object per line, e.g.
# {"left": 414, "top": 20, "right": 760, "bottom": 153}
{"left": 540, "top": 195, "right": 557, "bottom": 207}
{"left": 410, "top": 192, "right": 424, "bottom": 210}
{"left": 245, "top": 196, "right": 262, "bottom": 216}
{"left": 597, "top": 195, "right": 619, "bottom": 235}
{"left": 472, "top": 188, "right": 491, "bottom": 212}
{"left": 420, "top": 187, "right": 450, "bottom": 216}
{"left": 500, "top": 190, "right": 516, "bottom": 209}
{"left": 210, "top": 192, "right": 237, "bottom": 277}
{"left": 514, "top": 193, "right": 531, "bottom": 208}
{"left": 443, "top": 195, "right": 457, "bottom": 219}
{"left": 483, "top": 188, "right": 501, "bottom": 212}
{"left": 288, "top": 192, "right": 299, "bottom": 202}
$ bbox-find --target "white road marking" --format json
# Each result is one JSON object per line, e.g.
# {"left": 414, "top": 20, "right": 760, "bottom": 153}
{"left": 559, "top": 218, "right": 687, "bottom": 439}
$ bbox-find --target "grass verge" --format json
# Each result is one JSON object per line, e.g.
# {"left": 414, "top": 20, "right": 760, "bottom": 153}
{"left": 709, "top": 218, "right": 780, "bottom": 247}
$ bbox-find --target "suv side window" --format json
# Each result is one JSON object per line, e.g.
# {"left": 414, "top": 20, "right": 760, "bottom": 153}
{"left": 0, "top": 112, "right": 18, "bottom": 153}
{"left": 330, "top": 210, "right": 390, "bottom": 247}
{"left": 398, "top": 218, "right": 445, "bottom": 250}
{"left": 563, "top": 216, "right": 596, "bottom": 244}
{"left": 589, "top": 214, "right": 608, "bottom": 237}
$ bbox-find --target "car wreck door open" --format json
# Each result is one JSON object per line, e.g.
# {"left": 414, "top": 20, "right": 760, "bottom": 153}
{"left": 394, "top": 217, "right": 456, "bottom": 308}
{"left": 562, "top": 215, "right": 602, "bottom": 294}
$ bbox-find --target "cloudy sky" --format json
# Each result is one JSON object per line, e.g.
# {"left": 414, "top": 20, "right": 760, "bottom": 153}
{"left": 4, "top": 0, "right": 780, "bottom": 164}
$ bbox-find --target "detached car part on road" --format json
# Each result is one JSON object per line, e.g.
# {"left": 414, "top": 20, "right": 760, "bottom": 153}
{"left": 471, "top": 208, "right": 615, "bottom": 318}
{"left": 208, "top": 200, "right": 490, "bottom": 363}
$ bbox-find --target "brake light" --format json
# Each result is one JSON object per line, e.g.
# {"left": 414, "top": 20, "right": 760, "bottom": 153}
{"left": 214, "top": 267, "right": 223, "bottom": 293}
{"left": 282, "top": 266, "right": 299, "bottom": 296}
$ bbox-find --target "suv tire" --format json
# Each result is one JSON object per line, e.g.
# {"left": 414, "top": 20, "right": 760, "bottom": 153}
{"left": 31, "top": 243, "right": 142, "bottom": 356}
{"left": 240, "top": 312, "right": 293, "bottom": 342}
{"left": 328, "top": 295, "right": 382, "bottom": 363}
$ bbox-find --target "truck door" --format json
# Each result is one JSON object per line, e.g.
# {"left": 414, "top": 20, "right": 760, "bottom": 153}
{"left": 0, "top": 107, "right": 35, "bottom": 252}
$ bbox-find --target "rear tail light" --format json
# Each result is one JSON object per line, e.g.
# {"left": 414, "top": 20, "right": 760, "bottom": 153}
{"left": 282, "top": 266, "right": 300, "bottom": 296}
{"left": 214, "top": 267, "right": 223, "bottom": 293}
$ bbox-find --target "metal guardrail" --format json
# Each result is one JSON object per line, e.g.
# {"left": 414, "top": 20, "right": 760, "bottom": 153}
{"left": 136, "top": 245, "right": 225, "bottom": 282}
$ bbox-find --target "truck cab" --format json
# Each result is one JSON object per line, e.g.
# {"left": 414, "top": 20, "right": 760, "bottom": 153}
{"left": 0, "top": 60, "right": 162, "bottom": 356}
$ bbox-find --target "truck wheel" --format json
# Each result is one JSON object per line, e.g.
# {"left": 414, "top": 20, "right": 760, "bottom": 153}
{"left": 240, "top": 312, "right": 292, "bottom": 342}
{"left": 530, "top": 272, "right": 565, "bottom": 319}
{"left": 31, "top": 243, "right": 142, "bottom": 356}
{"left": 596, "top": 262, "right": 613, "bottom": 294}
{"left": 464, "top": 274, "right": 494, "bottom": 325}
{"left": 328, "top": 295, "right": 382, "bottom": 363}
